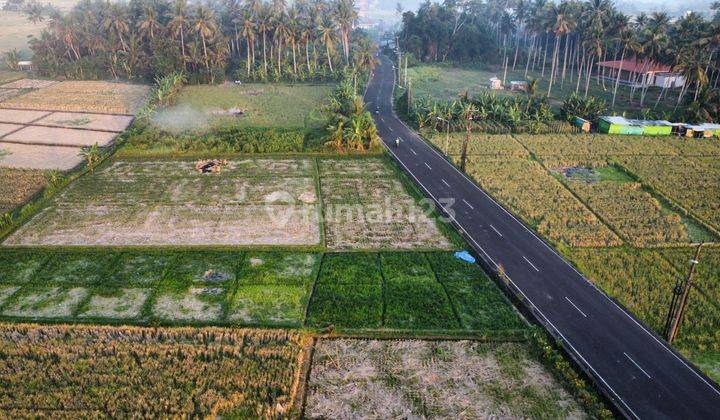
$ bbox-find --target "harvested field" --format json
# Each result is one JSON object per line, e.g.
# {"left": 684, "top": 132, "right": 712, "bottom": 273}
{"left": 0, "top": 79, "right": 56, "bottom": 89}
{"left": 0, "top": 122, "right": 22, "bottom": 137}
{"left": 0, "top": 168, "right": 47, "bottom": 213}
{"left": 0, "top": 142, "right": 84, "bottom": 170}
{"left": 0, "top": 81, "right": 149, "bottom": 114}
{"left": 0, "top": 108, "right": 50, "bottom": 124}
{"left": 305, "top": 339, "right": 585, "bottom": 419}
{"left": 3, "top": 158, "right": 321, "bottom": 246}
{"left": 3, "top": 125, "right": 117, "bottom": 147}
{"left": 152, "top": 287, "right": 225, "bottom": 322}
{"left": 321, "top": 158, "right": 453, "bottom": 250}
{"left": 2, "top": 287, "right": 87, "bottom": 318}
{"left": 35, "top": 112, "right": 134, "bottom": 132}
{"left": 0, "top": 324, "right": 303, "bottom": 417}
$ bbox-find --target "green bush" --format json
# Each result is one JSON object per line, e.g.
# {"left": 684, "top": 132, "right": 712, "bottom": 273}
{"left": 560, "top": 93, "right": 607, "bottom": 123}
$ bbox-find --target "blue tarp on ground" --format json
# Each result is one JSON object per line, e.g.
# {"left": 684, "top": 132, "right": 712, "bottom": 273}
{"left": 454, "top": 251, "right": 476, "bottom": 264}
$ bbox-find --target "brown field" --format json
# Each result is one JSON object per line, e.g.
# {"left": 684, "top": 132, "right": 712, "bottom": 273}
{"left": 0, "top": 109, "right": 51, "bottom": 124}
{"left": 3, "top": 159, "right": 322, "bottom": 246}
{"left": 305, "top": 339, "right": 584, "bottom": 419}
{"left": 35, "top": 112, "right": 134, "bottom": 132}
{"left": 3, "top": 125, "right": 117, "bottom": 147}
{"left": 0, "top": 79, "right": 56, "bottom": 90}
{"left": 0, "top": 323, "right": 303, "bottom": 418}
{"left": 0, "top": 81, "right": 150, "bottom": 114}
{"left": 0, "top": 168, "right": 46, "bottom": 213}
{"left": 0, "top": 142, "right": 84, "bottom": 170}
{"left": 0, "top": 123, "right": 22, "bottom": 137}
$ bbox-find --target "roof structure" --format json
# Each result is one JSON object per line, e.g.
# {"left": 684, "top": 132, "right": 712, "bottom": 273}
{"left": 596, "top": 57, "right": 671, "bottom": 74}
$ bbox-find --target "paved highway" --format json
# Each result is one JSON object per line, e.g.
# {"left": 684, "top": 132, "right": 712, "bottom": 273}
{"left": 365, "top": 55, "right": 720, "bottom": 419}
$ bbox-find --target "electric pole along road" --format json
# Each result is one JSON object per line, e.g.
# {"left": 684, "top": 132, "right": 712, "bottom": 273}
{"left": 365, "top": 54, "right": 720, "bottom": 419}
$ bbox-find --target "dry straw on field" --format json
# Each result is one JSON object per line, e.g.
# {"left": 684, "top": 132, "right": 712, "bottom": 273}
{"left": 0, "top": 142, "right": 84, "bottom": 170}
{"left": 0, "top": 81, "right": 150, "bottom": 114}
{"left": 0, "top": 168, "right": 47, "bottom": 213}
{"left": 306, "top": 339, "right": 585, "bottom": 419}
{"left": 0, "top": 323, "right": 303, "bottom": 417}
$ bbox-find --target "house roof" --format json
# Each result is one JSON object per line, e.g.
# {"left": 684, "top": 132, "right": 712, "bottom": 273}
{"left": 596, "top": 57, "right": 671, "bottom": 74}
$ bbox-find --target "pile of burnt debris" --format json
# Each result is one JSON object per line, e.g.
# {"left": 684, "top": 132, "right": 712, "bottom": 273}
{"left": 195, "top": 159, "right": 229, "bottom": 173}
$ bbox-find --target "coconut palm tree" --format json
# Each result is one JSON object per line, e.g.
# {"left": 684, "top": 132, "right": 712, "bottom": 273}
{"left": 318, "top": 17, "right": 336, "bottom": 73}
{"left": 333, "top": 0, "right": 357, "bottom": 65}
{"left": 138, "top": 3, "right": 161, "bottom": 41}
{"left": 167, "top": 0, "right": 189, "bottom": 64}
{"left": 103, "top": 3, "right": 130, "bottom": 52}
{"left": 241, "top": 12, "right": 256, "bottom": 76}
{"left": 192, "top": 5, "right": 218, "bottom": 71}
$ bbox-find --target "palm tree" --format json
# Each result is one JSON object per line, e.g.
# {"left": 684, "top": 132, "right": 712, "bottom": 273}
{"left": 318, "top": 18, "right": 336, "bottom": 72}
{"left": 167, "top": 0, "right": 189, "bottom": 64}
{"left": 192, "top": 5, "right": 218, "bottom": 71}
{"left": 103, "top": 3, "right": 130, "bottom": 52}
{"left": 334, "top": 0, "right": 358, "bottom": 65}
{"left": 138, "top": 3, "right": 161, "bottom": 41}
{"left": 612, "top": 27, "right": 640, "bottom": 108}
{"left": 241, "top": 12, "right": 256, "bottom": 76}
{"left": 546, "top": 3, "right": 574, "bottom": 97}
{"left": 257, "top": 5, "right": 270, "bottom": 76}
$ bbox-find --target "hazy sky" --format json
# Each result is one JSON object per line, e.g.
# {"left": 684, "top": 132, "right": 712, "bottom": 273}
{"left": 366, "top": 0, "right": 716, "bottom": 22}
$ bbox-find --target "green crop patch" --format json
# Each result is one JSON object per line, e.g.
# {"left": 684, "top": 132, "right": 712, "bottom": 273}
{"left": 317, "top": 253, "right": 382, "bottom": 285}
{"left": 306, "top": 282, "right": 383, "bottom": 329}
{"left": 36, "top": 252, "right": 119, "bottom": 286}
{"left": 0, "top": 251, "right": 50, "bottom": 284}
{"left": 110, "top": 252, "right": 178, "bottom": 285}
{"left": 165, "top": 252, "right": 241, "bottom": 287}
{"left": 228, "top": 285, "right": 310, "bottom": 327}
{"left": 238, "top": 252, "right": 320, "bottom": 285}
{"left": 427, "top": 252, "right": 526, "bottom": 331}
{"left": 384, "top": 278, "right": 458, "bottom": 329}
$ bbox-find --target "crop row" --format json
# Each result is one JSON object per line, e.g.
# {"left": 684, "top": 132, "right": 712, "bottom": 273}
{"left": 461, "top": 157, "right": 621, "bottom": 247}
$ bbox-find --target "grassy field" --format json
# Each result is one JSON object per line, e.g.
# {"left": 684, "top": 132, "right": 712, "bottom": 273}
{"left": 405, "top": 63, "right": 680, "bottom": 115}
{"left": 154, "top": 83, "right": 331, "bottom": 132}
{"left": 0, "top": 323, "right": 303, "bottom": 417}
{"left": 423, "top": 130, "right": 720, "bottom": 381}
{"left": 305, "top": 339, "right": 585, "bottom": 418}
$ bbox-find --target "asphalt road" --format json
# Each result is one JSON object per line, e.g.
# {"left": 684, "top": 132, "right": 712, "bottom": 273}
{"left": 365, "top": 55, "right": 720, "bottom": 419}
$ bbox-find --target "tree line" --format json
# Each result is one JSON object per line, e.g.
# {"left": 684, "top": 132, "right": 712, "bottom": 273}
{"left": 21, "top": 0, "right": 377, "bottom": 83}
{"left": 398, "top": 0, "right": 720, "bottom": 117}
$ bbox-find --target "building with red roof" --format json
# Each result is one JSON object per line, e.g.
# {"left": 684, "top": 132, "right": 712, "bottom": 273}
{"left": 596, "top": 57, "right": 685, "bottom": 89}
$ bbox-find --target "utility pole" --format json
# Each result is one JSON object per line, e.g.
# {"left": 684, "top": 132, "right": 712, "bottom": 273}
{"left": 404, "top": 55, "right": 408, "bottom": 87}
{"left": 664, "top": 244, "right": 703, "bottom": 344}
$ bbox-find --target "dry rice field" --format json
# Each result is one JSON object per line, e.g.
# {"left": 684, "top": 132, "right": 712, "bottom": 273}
{"left": 0, "top": 81, "right": 149, "bottom": 114}
{"left": 0, "top": 109, "right": 50, "bottom": 124}
{"left": 3, "top": 125, "right": 117, "bottom": 147}
{"left": 0, "top": 142, "right": 83, "bottom": 170}
{"left": 3, "top": 158, "right": 452, "bottom": 249}
{"left": 34, "top": 112, "right": 134, "bottom": 132}
{"left": 0, "top": 168, "right": 46, "bottom": 213}
{"left": 0, "top": 123, "right": 22, "bottom": 137}
{"left": 0, "top": 79, "right": 56, "bottom": 90}
{"left": 305, "top": 339, "right": 585, "bottom": 419}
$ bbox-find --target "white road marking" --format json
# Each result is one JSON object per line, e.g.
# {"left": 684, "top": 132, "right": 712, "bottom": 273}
{"left": 522, "top": 256, "right": 540, "bottom": 272}
{"left": 410, "top": 148, "right": 417, "bottom": 156}
{"left": 388, "top": 126, "right": 393, "bottom": 132}
{"left": 624, "top": 353, "right": 652, "bottom": 379}
{"left": 489, "top": 224, "right": 503, "bottom": 237}
{"left": 441, "top": 179, "right": 450, "bottom": 187}
{"left": 461, "top": 199, "right": 474, "bottom": 210}
{"left": 424, "top": 162, "right": 432, "bottom": 170}
{"left": 565, "top": 296, "right": 588, "bottom": 318}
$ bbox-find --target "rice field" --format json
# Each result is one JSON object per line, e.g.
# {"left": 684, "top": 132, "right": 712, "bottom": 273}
{"left": 3, "top": 157, "right": 451, "bottom": 249}
{"left": 0, "top": 249, "right": 525, "bottom": 333}
{"left": 0, "top": 142, "right": 84, "bottom": 170}
{"left": 0, "top": 168, "right": 47, "bottom": 213}
{"left": 305, "top": 339, "right": 585, "bottom": 418}
{"left": 0, "top": 109, "right": 51, "bottom": 124}
{"left": 3, "top": 125, "right": 118, "bottom": 147}
{"left": 0, "top": 323, "right": 303, "bottom": 417}
{"left": 34, "top": 112, "right": 134, "bottom": 132}
{"left": 0, "top": 81, "right": 150, "bottom": 114}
